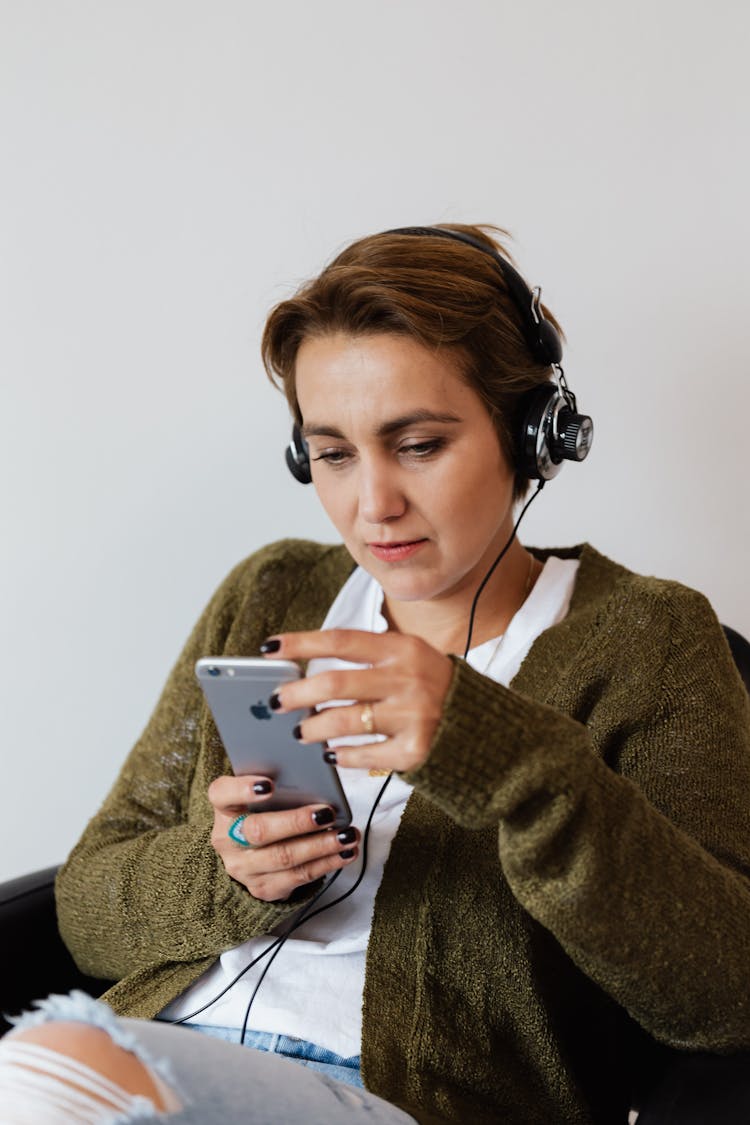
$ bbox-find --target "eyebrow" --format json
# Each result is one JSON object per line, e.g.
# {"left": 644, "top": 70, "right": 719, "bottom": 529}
{"left": 300, "top": 409, "right": 462, "bottom": 440}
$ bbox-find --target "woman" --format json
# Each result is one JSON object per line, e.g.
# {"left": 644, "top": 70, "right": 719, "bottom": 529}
{"left": 3, "top": 225, "right": 750, "bottom": 1124}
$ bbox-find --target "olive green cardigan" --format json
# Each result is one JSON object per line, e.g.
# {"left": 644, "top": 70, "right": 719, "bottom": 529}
{"left": 56, "top": 540, "right": 750, "bottom": 1125}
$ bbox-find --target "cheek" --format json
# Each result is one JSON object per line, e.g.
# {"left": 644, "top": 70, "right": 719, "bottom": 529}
{"left": 438, "top": 459, "right": 511, "bottom": 519}
{"left": 436, "top": 474, "right": 515, "bottom": 557}
{"left": 311, "top": 474, "right": 354, "bottom": 533}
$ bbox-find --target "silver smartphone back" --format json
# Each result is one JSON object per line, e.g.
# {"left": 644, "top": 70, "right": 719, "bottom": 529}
{"left": 195, "top": 657, "right": 351, "bottom": 830}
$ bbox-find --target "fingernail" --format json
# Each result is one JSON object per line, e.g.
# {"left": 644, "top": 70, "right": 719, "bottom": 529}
{"left": 260, "top": 638, "right": 281, "bottom": 654}
{"left": 323, "top": 750, "right": 337, "bottom": 765}
{"left": 339, "top": 849, "right": 355, "bottom": 860}
{"left": 253, "top": 780, "right": 272, "bottom": 795}
{"left": 293, "top": 723, "right": 303, "bottom": 741}
{"left": 269, "top": 692, "right": 282, "bottom": 711}
{"left": 312, "top": 807, "right": 334, "bottom": 826}
{"left": 337, "top": 827, "right": 356, "bottom": 845}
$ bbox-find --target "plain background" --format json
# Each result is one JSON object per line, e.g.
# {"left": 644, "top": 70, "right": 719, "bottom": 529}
{"left": 1, "top": 0, "right": 748, "bottom": 883}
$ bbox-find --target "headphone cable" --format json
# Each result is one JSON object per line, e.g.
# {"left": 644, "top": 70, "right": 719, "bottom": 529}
{"left": 168, "top": 771, "right": 394, "bottom": 1036}
{"left": 173, "top": 485, "right": 544, "bottom": 1034}
{"left": 233, "top": 479, "right": 546, "bottom": 1040}
{"left": 237, "top": 771, "right": 393, "bottom": 1043}
{"left": 463, "top": 480, "right": 545, "bottom": 658}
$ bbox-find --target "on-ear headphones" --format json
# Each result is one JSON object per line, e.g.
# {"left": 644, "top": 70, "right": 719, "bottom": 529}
{"left": 285, "top": 425, "right": 313, "bottom": 485}
{"left": 285, "top": 225, "right": 593, "bottom": 484}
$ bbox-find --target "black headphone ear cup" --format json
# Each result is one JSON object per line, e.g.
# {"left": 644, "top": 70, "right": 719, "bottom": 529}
{"left": 518, "top": 384, "right": 563, "bottom": 481}
{"left": 533, "top": 318, "right": 563, "bottom": 366}
{"left": 286, "top": 424, "right": 312, "bottom": 484}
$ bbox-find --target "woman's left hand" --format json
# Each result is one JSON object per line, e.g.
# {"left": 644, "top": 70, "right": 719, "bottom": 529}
{"left": 264, "top": 630, "right": 454, "bottom": 774}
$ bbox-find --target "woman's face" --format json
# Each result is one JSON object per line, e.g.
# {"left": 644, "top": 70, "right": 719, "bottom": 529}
{"left": 295, "top": 332, "right": 517, "bottom": 607}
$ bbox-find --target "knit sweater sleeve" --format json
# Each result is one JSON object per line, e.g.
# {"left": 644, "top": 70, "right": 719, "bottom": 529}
{"left": 402, "top": 580, "right": 750, "bottom": 1051}
{"left": 55, "top": 542, "right": 334, "bottom": 982}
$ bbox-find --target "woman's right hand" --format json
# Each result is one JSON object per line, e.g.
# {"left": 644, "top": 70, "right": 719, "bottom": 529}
{"left": 208, "top": 775, "right": 359, "bottom": 902}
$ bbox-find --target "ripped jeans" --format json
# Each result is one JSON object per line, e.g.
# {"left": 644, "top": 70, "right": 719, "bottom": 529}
{"left": 0, "top": 992, "right": 415, "bottom": 1124}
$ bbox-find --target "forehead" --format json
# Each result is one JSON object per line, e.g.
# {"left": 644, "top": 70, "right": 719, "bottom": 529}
{"left": 295, "top": 332, "right": 480, "bottom": 423}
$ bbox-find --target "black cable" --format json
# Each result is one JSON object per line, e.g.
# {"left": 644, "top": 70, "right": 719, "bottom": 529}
{"left": 173, "top": 485, "right": 545, "bottom": 1037}
{"left": 462, "top": 480, "right": 545, "bottom": 658}
{"left": 167, "top": 870, "right": 341, "bottom": 1026}
{"left": 169, "top": 772, "right": 394, "bottom": 1034}
{"left": 238, "top": 771, "right": 394, "bottom": 1042}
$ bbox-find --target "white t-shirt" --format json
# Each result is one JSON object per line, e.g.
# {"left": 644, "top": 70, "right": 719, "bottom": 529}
{"left": 160, "top": 555, "right": 580, "bottom": 1056}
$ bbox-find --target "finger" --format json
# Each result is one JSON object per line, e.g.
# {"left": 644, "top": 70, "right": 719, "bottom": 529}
{"left": 243, "top": 841, "right": 360, "bottom": 903}
{"left": 207, "top": 774, "right": 275, "bottom": 814}
{"left": 232, "top": 802, "right": 340, "bottom": 849}
{"left": 272, "top": 667, "right": 388, "bottom": 714}
{"left": 294, "top": 701, "right": 390, "bottom": 744}
{"left": 212, "top": 803, "right": 340, "bottom": 860}
{"left": 220, "top": 823, "right": 359, "bottom": 900}
{"left": 262, "top": 628, "right": 405, "bottom": 667}
{"left": 248, "top": 824, "right": 360, "bottom": 876}
{"left": 320, "top": 736, "right": 422, "bottom": 773}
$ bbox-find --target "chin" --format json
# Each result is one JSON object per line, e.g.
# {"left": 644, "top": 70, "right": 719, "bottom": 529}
{"left": 373, "top": 569, "right": 449, "bottom": 604}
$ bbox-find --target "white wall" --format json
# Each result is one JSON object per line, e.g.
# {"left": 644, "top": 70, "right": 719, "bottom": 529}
{"left": 1, "top": 0, "right": 748, "bottom": 883}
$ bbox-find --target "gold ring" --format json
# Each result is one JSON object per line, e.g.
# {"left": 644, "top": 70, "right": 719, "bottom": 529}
{"left": 361, "top": 703, "right": 375, "bottom": 735}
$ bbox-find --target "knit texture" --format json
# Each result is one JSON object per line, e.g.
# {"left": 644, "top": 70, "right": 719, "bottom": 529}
{"left": 56, "top": 540, "right": 750, "bottom": 1124}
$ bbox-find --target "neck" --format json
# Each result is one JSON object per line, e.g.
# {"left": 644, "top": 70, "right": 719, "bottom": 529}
{"left": 383, "top": 540, "right": 539, "bottom": 655}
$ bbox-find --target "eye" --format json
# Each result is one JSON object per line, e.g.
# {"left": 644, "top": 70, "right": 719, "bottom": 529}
{"left": 398, "top": 438, "right": 445, "bottom": 459}
{"left": 311, "top": 447, "right": 352, "bottom": 467}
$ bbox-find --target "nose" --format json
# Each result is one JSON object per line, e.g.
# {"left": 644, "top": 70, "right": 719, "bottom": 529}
{"left": 358, "top": 455, "right": 407, "bottom": 525}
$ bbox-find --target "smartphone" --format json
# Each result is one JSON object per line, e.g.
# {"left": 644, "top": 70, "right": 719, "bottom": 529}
{"left": 195, "top": 657, "right": 351, "bottom": 829}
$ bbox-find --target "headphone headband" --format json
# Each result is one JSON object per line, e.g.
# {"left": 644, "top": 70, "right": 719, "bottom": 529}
{"left": 383, "top": 226, "right": 563, "bottom": 366}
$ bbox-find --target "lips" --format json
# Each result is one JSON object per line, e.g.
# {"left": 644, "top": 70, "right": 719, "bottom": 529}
{"left": 366, "top": 539, "right": 428, "bottom": 562}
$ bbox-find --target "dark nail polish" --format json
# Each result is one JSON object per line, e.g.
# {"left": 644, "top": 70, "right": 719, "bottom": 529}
{"left": 339, "top": 849, "right": 355, "bottom": 860}
{"left": 312, "top": 807, "right": 335, "bottom": 826}
{"left": 337, "top": 827, "right": 356, "bottom": 845}
{"left": 253, "top": 780, "right": 272, "bottom": 795}
{"left": 268, "top": 692, "right": 282, "bottom": 711}
{"left": 260, "top": 638, "right": 281, "bottom": 654}
{"left": 323, "top": 750, "right": 337, "bottom": 765}
{"left": 293, "top": 723, "right": 303, "bottom": 741}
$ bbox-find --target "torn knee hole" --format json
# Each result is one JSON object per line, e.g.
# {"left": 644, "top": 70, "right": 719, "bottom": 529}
{"left": 2, "top": 1021, "right": 182, "bottom": 1119}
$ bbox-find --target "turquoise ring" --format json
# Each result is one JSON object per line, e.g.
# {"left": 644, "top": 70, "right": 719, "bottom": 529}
{"left": 228, "top": 813, "right": 256, "bottom": 848}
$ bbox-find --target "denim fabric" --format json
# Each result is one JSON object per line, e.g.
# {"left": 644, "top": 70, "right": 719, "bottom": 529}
{"left": 176, "top": 1024, "right": 364, "bottom": 1089}
{"left": 3, "top": 998, "right": 415, "bottom": 1124}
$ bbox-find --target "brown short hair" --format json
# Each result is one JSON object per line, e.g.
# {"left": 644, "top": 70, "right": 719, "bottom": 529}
{"left": 261, "top": 223, "right": 564, "bottom": 500}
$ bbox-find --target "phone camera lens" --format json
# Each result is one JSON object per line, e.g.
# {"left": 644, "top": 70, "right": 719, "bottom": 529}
{"left": 207, "top": 666, "right": 221, "bottom": 677}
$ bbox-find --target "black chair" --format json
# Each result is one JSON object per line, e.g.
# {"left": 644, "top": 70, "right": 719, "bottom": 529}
{"left": 2, "top": 626, "right": 749, "bottom": 1119}
{"left": 724, "top": 625, "right": 750, "bottom": 692}
{"left": 0, "top": 864, "right": 111, "bottom": 1036}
